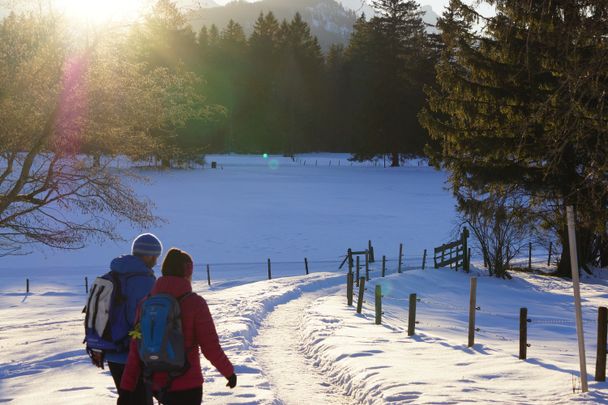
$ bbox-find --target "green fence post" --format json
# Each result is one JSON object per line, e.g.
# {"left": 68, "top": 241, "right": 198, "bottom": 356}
{"left": 375, "top": 285, "right": 382, "bottom": 325}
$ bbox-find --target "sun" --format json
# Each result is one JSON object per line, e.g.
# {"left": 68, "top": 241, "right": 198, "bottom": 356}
{"left": 54, "top": 0, "right": 147, "bottom": 24}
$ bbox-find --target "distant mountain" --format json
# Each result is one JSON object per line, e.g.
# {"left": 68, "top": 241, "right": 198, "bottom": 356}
{"left": 335, "top": 0, "right": 374, "bottom": 16}
{"left": 186, "top": 0, "right": 440, "bottom": 50}
{"left": 178, "top": 0, "right": 219, "bottom": 9}
{"left": 421, "top": 5, "right": 439, "bottom": 32}
{"left": 187, "top": 0, "right": 357, "bottom": 50}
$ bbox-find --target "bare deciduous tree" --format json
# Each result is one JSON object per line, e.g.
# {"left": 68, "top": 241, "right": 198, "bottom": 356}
{"left": 0, "top": 11, "right": 203, "bottom": 255}
{"left": 457, "top": 189, "right": 533, "bottom": 278}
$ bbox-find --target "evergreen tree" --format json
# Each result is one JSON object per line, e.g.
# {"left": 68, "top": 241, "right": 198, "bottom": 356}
{"left": 325, "top": 44, "right": 352, "bottom": 151}
{"left": 208, "top": 24, "right": 220, "bottom": 47}
{"left": 218, "top": 20, "right": 248, "bottom": 149}
{"left": 347, "top": 1, "right": 433, "bottom": 166}
{"left": 198, "top": 26, "right": 209, "bottom": 54}
{"left": 243, "top": 12, "right": 281, "bottom": 151}
{"left": 276, "top": 13, "right": 324, "bottom": 153}
{"left": 420, "top": 0, "right": 608, "bottom": 275}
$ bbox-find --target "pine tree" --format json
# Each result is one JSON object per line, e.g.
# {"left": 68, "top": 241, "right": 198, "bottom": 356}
{"left": 347, "top": 1, "right": 432, "bottom": 166}
{"left": 420, "top": 0, "right": 608, "bottom": 275}
{"left": 216, "top": 20, "right": 248, "bottom": 150}
{"left": 208, "top": 24, "right": 220, "bottom": 47}
{"left": 276, "top": 13, "right": 324, "bottom": 153}
{"left": 244, "top": 12, "right": 281, "bottom": 152}
{"left": 324, "top": 44, "right": 351, "bottom": 150}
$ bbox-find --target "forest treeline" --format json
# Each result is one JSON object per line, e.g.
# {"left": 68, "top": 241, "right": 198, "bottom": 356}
{"left": 142, "top": 0, "right": 436, "bottom": 166}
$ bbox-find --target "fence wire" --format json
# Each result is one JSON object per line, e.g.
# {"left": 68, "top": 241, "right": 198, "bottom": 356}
{"left": 352, "top": 269, "right": 601, "bottom": 357}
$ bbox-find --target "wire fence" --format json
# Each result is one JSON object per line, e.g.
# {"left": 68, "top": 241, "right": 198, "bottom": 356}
{"left": 348, "top": 265, "right": 607, "bottom": 382}
{"left": 2, "top": 257, "right": 350, "bottom": 295}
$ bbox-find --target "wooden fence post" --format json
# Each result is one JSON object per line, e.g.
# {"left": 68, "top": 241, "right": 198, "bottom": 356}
{"left": 547, "top": 242, "right": 553, "bottom": 267}
{"left": 519, "top": 307, "right": 528, "bottom": 360}
{"left": 356, "top": 277, "right": 366, "bottom": 314}
{"left": 468, "top": 277, "right": 478, "bottom": 347}
{"left": 468, "top": 248, "right": 471, "bottom": 271}
{"left": 267, "top": 258, "right": 272, "bottom": 280}
{"left": 365, "top": 251, "right": 370, "bottom": 281}
{"left": 422, "top": 249, "right": 427, "bottom": 270}
{"left": 347, "top": 272, "right": 354, "bottom": 306}
{"left": 408, "top": 293, "right": 417, "bottom": 336}
{"left": 356, "top": 256, "right": 360, "bottom": 287}
{"left": 26, "top": 278, "right": 29, "bottom": 293}
{"left": 382, "top": 255, "right": 386, "bottom": 277}
{"left": 528, "top": 242, "right": 532, "bottom": 270}
{"left": 463, "top": 227, "right": 470, "bottom": 272}
{"left": 596, "top": 307, "right": 607, "bottom": 381}
{"left": 85, "top": 277, "right": 89, "bottom": 294}
{"left": 304, "top": 258, "right": 309, "bottom": 275}
{"left": 348, "top": 248, "right": 353, "bottom": 273}
{"left": 368, "top": 240, "right": 375, "bottom": 262}
{"left": 206, "top": 264, "right": 211, "bottom": 286}
{"left": 398, "top": 243, "right": 403, "bottom": 273}
{"left": 375, "top": 285, "right": 382, "bottom": 325}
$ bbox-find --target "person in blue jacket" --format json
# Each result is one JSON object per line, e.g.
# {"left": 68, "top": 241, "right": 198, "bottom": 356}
{"left": 89, "top": 233, "right": 162, "bottom": 404}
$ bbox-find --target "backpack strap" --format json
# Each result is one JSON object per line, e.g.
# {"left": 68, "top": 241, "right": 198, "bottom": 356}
{"left": 177, "top": 292, "right": 194, "bottom": 303}
{"left": 83, "top": 284, "right": 98, "bottom": 330}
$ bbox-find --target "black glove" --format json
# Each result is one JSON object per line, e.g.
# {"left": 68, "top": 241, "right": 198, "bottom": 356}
{"left": 117, "top": 389, "right": 133, "bottom": 405}
{"left": 87, "top": 347, "right": 105, "bottom": 369}
{"left": 226, "top": 373, "right": 237, "bottom": 389}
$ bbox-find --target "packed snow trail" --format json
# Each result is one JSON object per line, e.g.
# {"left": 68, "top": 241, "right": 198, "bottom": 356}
{"left": 255, "top": 290, "right": 355, "bottom": 405}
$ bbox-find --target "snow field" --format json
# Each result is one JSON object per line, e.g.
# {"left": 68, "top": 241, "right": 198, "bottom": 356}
{"left": 299, "top": 267, "right": 608, "bottom": 404}
{"left": 0, "top": 154, "right": 456, "bottom": 274}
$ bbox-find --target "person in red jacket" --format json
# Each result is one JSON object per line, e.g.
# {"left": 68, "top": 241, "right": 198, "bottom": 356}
{"left": 118, "top": 248, "right": 237, "bottom": 405}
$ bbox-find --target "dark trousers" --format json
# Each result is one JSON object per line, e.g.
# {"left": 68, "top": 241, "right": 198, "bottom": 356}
{"left": 109, "top": 362, "right": 148, "bottom": 405}
{"left": 157, "top": 386, "right": 202, "bottom": 405}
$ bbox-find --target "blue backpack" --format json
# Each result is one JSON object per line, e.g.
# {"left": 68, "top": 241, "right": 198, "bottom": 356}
{"left": 84, "top": 271, "right": 146, "bottom": 352}
{"left": 137, "top": 293, "right": 192, "bottom": 397}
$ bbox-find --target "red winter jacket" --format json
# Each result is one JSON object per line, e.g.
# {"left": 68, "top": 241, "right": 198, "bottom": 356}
{"left": 120, "top": 276, "right": 234, "bottom": 392}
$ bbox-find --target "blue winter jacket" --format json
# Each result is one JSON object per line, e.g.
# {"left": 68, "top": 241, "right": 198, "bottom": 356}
{"left": 104, "top": 255, "right": 156, "bottom": 364}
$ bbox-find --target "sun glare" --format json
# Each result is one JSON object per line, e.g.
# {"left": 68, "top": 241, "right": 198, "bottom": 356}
{"left": 54, "top": 0, "right": 146, "bottom": 24}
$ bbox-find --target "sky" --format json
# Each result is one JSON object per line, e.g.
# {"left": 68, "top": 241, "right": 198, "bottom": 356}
{"left": 1, "top": 1, "right": 495, "bottom": 20}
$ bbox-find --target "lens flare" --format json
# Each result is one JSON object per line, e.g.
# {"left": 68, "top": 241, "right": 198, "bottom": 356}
{"left": 268, "top": 159, "right": 279, "bottom": 170}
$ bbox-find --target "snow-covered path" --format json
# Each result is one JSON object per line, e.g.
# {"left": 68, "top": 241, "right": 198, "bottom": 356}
{"left": 254, "top": 290, "right": 354, "bottom": 405}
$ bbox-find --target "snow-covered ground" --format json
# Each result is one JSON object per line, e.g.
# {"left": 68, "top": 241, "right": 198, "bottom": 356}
{"left": 3, "top": 266, "right": 608, "bottom": 404}
{"left": 1, "top": 154, "right": 607, "bottom": 404}
{"left": 0, "top": 154, "right": 454, "bottom": 286}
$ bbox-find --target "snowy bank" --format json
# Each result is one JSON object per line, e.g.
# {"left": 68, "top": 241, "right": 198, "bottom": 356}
{"left": 300, "top": 268, "right": 608, "bottom": 404}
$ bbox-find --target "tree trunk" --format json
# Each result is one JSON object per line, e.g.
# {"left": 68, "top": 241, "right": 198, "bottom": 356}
{"left": 599, "top": 235, "right": 608, "bottom": 268}
{"left": 555, "top": 222, "right": 595, "bottom": 277}
{"left": 390, "top": 152, "right": 399, "bottom": 167}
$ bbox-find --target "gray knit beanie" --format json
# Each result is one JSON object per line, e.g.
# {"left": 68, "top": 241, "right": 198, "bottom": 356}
{"left": 131, "top": 233, "right": 163, "bottom": 257}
